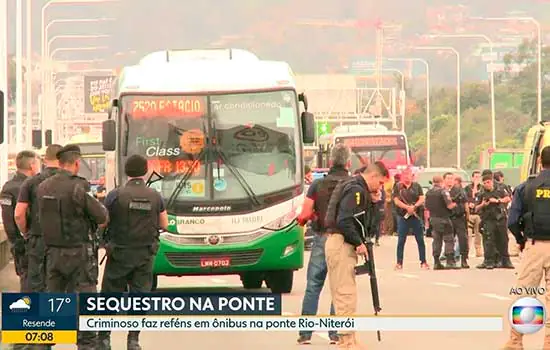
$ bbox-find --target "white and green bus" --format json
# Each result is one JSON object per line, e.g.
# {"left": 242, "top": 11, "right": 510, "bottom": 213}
{"left": 102, "top": 49, "right": 315, "bottom": 292}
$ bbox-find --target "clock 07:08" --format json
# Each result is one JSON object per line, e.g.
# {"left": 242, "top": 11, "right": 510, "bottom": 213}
{"left": 25, "top": 331, "right": 54, "bottom": 342}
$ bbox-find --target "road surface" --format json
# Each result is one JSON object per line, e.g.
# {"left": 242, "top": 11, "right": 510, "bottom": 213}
{"left": 0, "top": 235, "right": 544, "bottom": 349}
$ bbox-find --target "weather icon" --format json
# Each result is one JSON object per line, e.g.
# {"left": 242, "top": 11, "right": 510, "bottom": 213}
{"left": 9, "top": 296, "right": 31, "bottom": 312}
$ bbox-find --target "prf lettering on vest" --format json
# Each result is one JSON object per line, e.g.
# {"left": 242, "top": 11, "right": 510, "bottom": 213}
{"left": 536, "top": 188, "right": 550, "bottom": 198}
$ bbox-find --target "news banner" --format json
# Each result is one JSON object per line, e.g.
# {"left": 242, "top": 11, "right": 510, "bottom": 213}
{"left": 0, "top": 293, "right": 505, "bottom": 344}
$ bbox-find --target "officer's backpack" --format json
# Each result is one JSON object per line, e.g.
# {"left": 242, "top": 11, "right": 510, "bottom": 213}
{"left": 324, "top": 177, "right": 358, "bottom": 231}
{"left": 314, "top": 173, "right": 351, "bottom": 231}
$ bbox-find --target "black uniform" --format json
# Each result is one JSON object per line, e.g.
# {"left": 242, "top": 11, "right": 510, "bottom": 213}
{"left": 450, "top": 185, "right": 469, "bottom": 258}
{"left": 17, "top": 167, "right": 58, "bottom": 293}
{"left": 0, "top": 172, "right": 29, "bottom": 292}
{"left": 38, "top": 168, "right": 107, "bottom": 349}
{"left": 425, "top": 184, "right": 455, "bottom": 268}
{"left": 475, "top": 185, "right": 511, "bottom": 268}
{"left": 98, "top": 178, "right": 164, "bottom": 350}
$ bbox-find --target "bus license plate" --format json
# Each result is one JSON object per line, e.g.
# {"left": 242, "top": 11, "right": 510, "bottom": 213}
{"left": 200, "top": 257, "right": 231, "bottom": 268}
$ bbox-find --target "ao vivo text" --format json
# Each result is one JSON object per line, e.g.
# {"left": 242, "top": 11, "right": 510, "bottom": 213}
{"left": 509, "top": 287, "right": 546, "bottom": 296}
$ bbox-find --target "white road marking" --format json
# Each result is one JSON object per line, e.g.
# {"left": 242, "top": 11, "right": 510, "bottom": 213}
{"left": 480, "top": 293, "right": 512, "bottom": 301}
{"left": 210, "top": 278, "right": 226, "bottom": 284}
{"left": 398, "top": 273, "right": 419, "bottom": 279}
{"left": 282, "top": 311, "right": 294, "bottom": 316}
{"left": 432, "top": 282, "right": 461, "bottom": 288}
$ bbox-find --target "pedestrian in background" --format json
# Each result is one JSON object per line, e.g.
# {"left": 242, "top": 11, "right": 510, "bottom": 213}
{"left": 393, "top": 168, "right": 429, "bottom": 270}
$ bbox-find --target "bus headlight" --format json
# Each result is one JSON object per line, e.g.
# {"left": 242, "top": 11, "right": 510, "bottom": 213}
{"left": 263, "top": 211, "right": 297, "bottom": 231}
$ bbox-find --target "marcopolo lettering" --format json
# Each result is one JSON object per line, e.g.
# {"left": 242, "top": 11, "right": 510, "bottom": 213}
{"left": 177, "top": 218, "right": 206, "bottom": 225}
{"left": 192, "top": 206, "right": 232, "bottom": 213}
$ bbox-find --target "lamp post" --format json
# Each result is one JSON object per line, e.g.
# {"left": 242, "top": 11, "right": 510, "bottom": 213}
{"left": 416, "top": 46, "right": 461, "bottom": 168}
{"left": 428, "top": 33, "right": 497, "bottom": 148}
{"left": 471, "top": 16, "right": 542, "bottom": 122}
{"left": 388, "top": 57, "right": 431, "bottom": 167}
{"left": 40, "top": 0, "right": 116, "bottom": 143}
{"left": 1, "top": 0, "right": 7, "bottom": 188}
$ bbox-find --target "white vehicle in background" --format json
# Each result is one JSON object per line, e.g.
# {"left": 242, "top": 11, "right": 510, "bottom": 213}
{"left": 102, "top": 48, "right": 315, "bottom": 293}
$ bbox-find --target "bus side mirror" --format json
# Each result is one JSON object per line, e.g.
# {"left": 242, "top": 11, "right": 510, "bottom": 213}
{"left": 108, "top": 98, "right": 119, "bottom": 120}
{"left": 298, "top": 92, "right": 308, "bottom": 111}
{"left": 0, "top": 90, "right": 4, "bottom": 144}
{"left": 301, "top": 111, "right": 315, "bottom": 144}
{"left": 102, "top": 120, "right": 116, "bottom": 151}
{"left": 32, "top": 129, "right": 42, "bottom": 149}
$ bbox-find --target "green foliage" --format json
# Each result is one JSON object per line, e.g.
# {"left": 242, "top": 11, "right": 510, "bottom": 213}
{"left": 407, "top": 40, "right": 547, "bottom": 169}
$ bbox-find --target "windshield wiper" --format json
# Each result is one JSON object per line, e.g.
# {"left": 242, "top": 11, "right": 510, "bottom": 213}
{"left": 165, "top": 120, "right": 208, "bottom": 211}
{"left": 211, "top": 119, "right": 261, "bottom": 207}
{"left": 146, "top": 170, "right": 164, "bottom": 187}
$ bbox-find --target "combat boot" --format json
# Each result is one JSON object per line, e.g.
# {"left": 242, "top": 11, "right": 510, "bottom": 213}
{"left": 127, "top": 332, "right": 142, "bottom": 350}
{"left": 502, "top": 329, "right": 523, "bottom": 349}
{"left": 460, "top": 255, "right": 470, "bottom": 269}
{"left": 445, "top": 255, "right": 459, "bottom": 269}
{"left": 433, "top": 259, "right": 445, "bottom": 270}
{"left": 499, "top": 257, "right": 515, "bottom": 269}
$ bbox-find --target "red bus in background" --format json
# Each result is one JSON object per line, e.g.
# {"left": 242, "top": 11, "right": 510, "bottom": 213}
{"left": 331, "top": 127, "right": 413, "bottom": 175}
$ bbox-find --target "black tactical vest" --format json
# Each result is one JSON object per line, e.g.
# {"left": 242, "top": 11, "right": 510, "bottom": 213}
{"left": 108, "top": 179, "right": 160, "bottom": 247}
{"left": 28, "top": 167, "right": 58, "bottom": 236}
{"left": 425, "top": 187, "right": 451, "bottom": 219}
{"left": 313, "top": 169, "right": 350, "bottom": 232}
{"left": 38, "top": 171, "right": 90, "bottom": 247}
{"left": 524, "top": 172, "right": 550, "bottom": 239}
{"left": 324, "top": 177, "right": 362, "bottom": 231}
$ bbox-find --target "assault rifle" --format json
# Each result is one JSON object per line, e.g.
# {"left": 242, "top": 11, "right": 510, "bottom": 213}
{"left": 353, "top": 211, "right": 382, "bottom": 342}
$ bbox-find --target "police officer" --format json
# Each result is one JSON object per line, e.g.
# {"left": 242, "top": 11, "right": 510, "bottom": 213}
{"left": 97, "top": 155, "right": 168, "bottom": 350}
{"left": 325, "top": 162, "right": 388, "bottom": 349}
{"left": 465, "top": 170, "right": 483, "bottom": 257}
{"left": 37, "top": 144, "right": 108, "bottom": 350}
{"left": 296, "top": 144, "right": 351, "bottom": 345}
{"left": 1, "top": 150, "right": 39, "bottom": 292}
{"left": 450, "top": 175, "right": 470, "bottom": 268}
{"left": 504, "top": 145, "right": 550, "bottom": 349}
{"left": 15, "top": 144, "right": 62, "bottom": 295}
{"left": 475, "top": 173, "right": 514, "bottom": 269}
{"left": 425, "top": 175, "right": 457, "bottom": 270}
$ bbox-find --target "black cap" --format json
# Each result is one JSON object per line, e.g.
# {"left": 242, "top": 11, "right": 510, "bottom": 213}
{"left": 125, "top": 155, "right": 148, "bottom": 178}
{"left": 56, "top": 144, "right": 81, "bottom": 160}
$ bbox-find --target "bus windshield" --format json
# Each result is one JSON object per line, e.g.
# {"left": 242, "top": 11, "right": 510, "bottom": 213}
{"left": 335, "top": 134, "right": 409, "bottom": 171}
{"left": 122, "top": 90, "right": 301, "bottom": 206}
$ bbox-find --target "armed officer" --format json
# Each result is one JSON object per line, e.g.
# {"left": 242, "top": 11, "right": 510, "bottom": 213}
{"left": 504, "top": 146, "right": 550, "bottom": 350}
{"left": 98, "top": 155, "right": 168, "bottom": 350}
{"left": 1, "top": 150, "right": 39, "bottom": 292}
{"left": 296, "top": 144, "right": 351, "bottom": 345}
{"left": 37, "top": 144, "right": 108, "bottom": 350}
{"left": 465, "top": 170, "right": 483, "bottom": 257}
{"left": 15, "top": 144, "right": 62, "bottom": 295}
{"left": 425, "top": 175, "right": 457, "bottom": 269}
{"left": 325, "top": 162, "right": 388, "bottom": 349}
{"left": 475, "top": 173, "right": 514, "bottom": 269}
{"left": 450, "top": 175, "right": 470, "bottom": 268}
